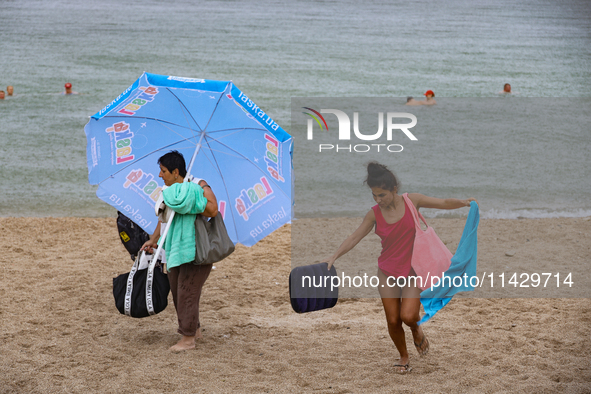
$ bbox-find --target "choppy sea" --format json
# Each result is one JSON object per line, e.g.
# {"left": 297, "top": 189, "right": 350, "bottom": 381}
{"left": 1, "top": 0, "right": 590, "bottom": 219}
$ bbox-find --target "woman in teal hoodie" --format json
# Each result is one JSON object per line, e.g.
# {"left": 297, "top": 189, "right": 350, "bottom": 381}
{"left": 142, "top": 151, "right": 219, "bottom": 351}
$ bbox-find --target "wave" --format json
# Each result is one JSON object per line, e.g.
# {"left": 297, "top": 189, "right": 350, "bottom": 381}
{"left": 425, "top": 208, "right": 591, "bottom": 220}
{"left": 481, "top": 208, "right": 591, "bottom": 220}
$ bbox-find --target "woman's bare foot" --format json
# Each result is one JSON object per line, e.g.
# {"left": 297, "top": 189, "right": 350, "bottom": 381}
{"left": 170, "top": 335, "right": 196, "bottom": 352}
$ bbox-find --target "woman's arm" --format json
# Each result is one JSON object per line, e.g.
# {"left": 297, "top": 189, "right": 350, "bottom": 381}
{"left": 198, "top": 180, "right": 218, "bottom": 217}
{"left": 408, "top": 193, "right": 477, "bottom": 210}
{"left": 325, "top": 209, "right": 376, "bottom": 270}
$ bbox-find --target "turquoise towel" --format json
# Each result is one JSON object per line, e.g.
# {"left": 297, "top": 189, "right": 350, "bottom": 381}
{"left": 419, "top": 201, "right": 480, "bottom": 325}
{"left": 161, "top": 182, "right": 207, "bottom": 270}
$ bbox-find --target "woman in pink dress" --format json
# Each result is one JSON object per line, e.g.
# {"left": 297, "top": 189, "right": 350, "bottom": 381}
{"left": 325, "top": 162, "right": 476, "bottom": 373}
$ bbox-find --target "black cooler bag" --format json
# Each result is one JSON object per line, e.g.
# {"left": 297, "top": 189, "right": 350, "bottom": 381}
{"left": 289, "top": 262, "right": 339, "bottom": 313}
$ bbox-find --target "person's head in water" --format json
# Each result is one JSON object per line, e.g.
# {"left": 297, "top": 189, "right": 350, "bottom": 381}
{"left": 503, "top": 83, "right": 511, "bottom": 93}
{"left": 6, "top": 86, "right": 13, "bottom": 96}
{"left": 0, "top": 91, "right": 4, "bottom": 100}
{"left": 365, "top": 162, "right": 400, "bottom": 208}
{"left": 65, "top": 82, "right": 73, "bottom": 94}
{"left": 158, "top": 150, "right": 187, "bottom": 186}
{"left": 424, "top": 90, "right": 435, "bottom": 98}
{"left": 406, "top": 96, "right": 414, "bottom": 103}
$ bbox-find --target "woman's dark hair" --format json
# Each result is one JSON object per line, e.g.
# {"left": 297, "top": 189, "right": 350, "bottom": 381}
{"left": 158, "top": 150, "right": 187, "bottom": 177}
{"left": 364, "top": 161, "right": 399, "bottom": 191}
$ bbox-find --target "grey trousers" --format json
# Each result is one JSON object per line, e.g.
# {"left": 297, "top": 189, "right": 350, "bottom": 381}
{"left": 167, "top": 263, "right": 213, "bottom": 336}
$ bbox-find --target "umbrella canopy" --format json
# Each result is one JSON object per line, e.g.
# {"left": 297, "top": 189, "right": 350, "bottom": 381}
{"left": 85, "top": 72, "right": 292, "bottom": 247}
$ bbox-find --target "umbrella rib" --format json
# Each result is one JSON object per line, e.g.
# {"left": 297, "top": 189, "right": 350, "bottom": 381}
{"left": 183, "top": 83, "right": 232, "bottom": 176}
{"left": 200, "top": 84, "right": 230, "bottom": 134}
{"left": 164, "top": 88, "right": 204, "bottom": 143}
{"left": 203, "top": 133, "right": 292, "bottom": 200}
{"left": 152, "top": 119, "right": 202, "bottom": 147}
{"left": 199, "top": 126, "right": 267, "bottom": 135}
{"left": 101, "top": 115, "right": 202, "bottom": 138}
{"left": 102, "top": 115, "right": 198, "bottom": 129}
{"left": 100, "top": 115, "right": 206, "bottom": 153}
{"left": 100, "top": 116, "right": 267, "bottom": 142}
{"left": 164, "top": 84, "right": 232, "bottom": 150}
{"left": 184, "top": 127, "right": 269, "bottom": 160}
{"left": 201, "top": 137, "right": 242, "bottom": 239}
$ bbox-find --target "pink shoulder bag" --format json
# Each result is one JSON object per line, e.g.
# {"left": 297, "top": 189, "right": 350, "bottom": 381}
{"left": 402, "top": 193, "right": 452, "bottom": 290}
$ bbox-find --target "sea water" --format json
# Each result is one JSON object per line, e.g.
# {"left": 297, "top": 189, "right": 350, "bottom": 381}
{"left": 291, "top": 97, "right": 591, "bottom": 219}
{"left": 0, "top": 0, "right": 589, "bottom": 219}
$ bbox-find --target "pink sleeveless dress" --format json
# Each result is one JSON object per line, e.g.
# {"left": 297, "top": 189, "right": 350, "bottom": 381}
{"left": 372, "top": 197, "right": 416, "bottom": 278}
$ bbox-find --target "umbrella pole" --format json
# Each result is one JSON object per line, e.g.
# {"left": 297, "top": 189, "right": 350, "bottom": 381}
{"left": 149, "top": 131, "right": 205, "bottom": 265}
{"left": 150, "top": 211, "right": 175, "bottom": 265}
{"left": 186, "top": 131, "right": 206, "bottom": 178}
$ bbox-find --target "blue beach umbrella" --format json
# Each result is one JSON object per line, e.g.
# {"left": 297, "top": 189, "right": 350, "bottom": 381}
{"left": 84, "top": 72, "right": 292, "bottom": 247}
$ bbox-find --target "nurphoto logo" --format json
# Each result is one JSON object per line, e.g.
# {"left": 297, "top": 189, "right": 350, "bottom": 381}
{"left": 302, "top": 107, "right": 418, "bottom": 153}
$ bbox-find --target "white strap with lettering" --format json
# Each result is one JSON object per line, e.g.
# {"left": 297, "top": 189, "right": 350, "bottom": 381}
{"left": 146, "top": 254, "right": 156, "bottom": 316}
{"left": 124, "top": 252, "right": 142, "bottom": 316}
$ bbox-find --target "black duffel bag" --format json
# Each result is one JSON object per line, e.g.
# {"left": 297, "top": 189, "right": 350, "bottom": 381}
{"left": 289, "top": 262, "right": 339, "bottom": 313}
{"left": 113, "top": 251, "right": 170, "bottom": 318}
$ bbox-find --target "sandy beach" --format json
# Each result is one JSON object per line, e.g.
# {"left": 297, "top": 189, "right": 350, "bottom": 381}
{"left": 1, "top": 216, "right": 590, "bottom": 393}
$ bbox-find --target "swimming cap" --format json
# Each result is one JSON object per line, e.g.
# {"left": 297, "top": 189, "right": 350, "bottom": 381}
{"left": 424, "top": 90, "right": 434, "bottom": 96}
{"left": 65, "top": 83, "right": 72, "bottom": 89}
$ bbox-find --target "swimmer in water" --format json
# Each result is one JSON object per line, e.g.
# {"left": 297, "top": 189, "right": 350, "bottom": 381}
{"left": 6, "top": 86, "right": 13, "bottom": 96}
{"left": 405, "top": 97, "right": 422, "bottom": 106}
{"left": 500, "top": 83, "right": 512, "bottom": 94}
{"left": 422, "top": 90, "right": 436, "bottom": 105}
{"left": 63, "top": 82, "right": 79, "bottom": 95}
{"left": 405, "top": 91, "right": 436, "bottom": 106}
